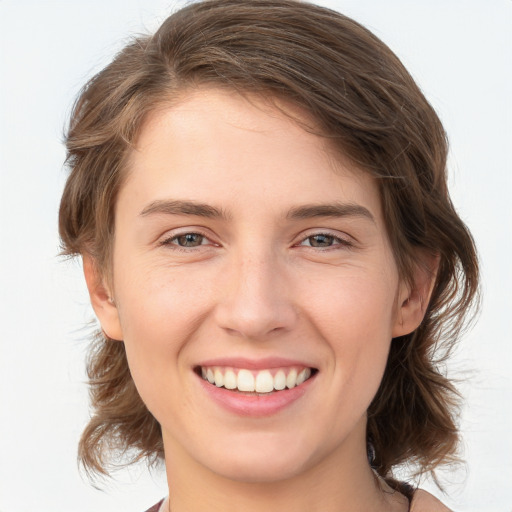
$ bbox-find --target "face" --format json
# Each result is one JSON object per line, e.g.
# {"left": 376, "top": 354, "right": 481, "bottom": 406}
{"left": 95, "top": 89, "right": 413, "bottom": 483}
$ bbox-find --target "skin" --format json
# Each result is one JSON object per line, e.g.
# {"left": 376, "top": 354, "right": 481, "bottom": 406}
{"left": 85, "top": 89, "right": 433, "bottom": 512}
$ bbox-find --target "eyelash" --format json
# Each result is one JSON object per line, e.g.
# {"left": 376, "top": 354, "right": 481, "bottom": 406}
{"left": 297, "top": 232, "right": 354, "bottom": 250}
{"left": 159, "top": 230, "right": 214, "bottom": 251}
{"left": 159, "top": 230, "right": 353, "bottom": 252}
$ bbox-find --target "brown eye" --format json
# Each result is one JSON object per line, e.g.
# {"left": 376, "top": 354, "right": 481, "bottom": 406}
{"left": 174, "top": 233, "right": 205, "bottom": 247}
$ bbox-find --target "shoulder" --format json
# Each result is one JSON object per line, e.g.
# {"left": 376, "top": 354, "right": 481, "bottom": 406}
{"left": 410, "top": 489, "right": 452, "bottom": 512}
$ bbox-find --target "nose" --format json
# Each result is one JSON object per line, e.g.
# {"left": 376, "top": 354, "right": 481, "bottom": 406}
{"left": 214, "top": 249, "right": 297, "bottom": 340}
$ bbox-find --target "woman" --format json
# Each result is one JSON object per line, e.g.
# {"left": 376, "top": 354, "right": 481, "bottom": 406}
{"left": 58, "top": 1, "right": 479, "bottom": 510}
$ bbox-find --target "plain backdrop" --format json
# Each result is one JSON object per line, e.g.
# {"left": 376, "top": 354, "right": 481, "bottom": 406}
{"left": 0, "top": 1, "right": 511, "bottom": 511}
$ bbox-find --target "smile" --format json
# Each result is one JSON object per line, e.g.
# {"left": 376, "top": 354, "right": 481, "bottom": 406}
{"left": 198, "top": 366, "right": 315, "bottom": 393}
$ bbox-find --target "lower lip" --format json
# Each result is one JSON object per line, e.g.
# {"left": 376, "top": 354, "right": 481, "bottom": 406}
{"left": 197, "top": 373, "right": 316, "bottom": 417}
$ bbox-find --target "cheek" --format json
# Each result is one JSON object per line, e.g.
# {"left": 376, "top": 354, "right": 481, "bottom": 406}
{"left": 116, "top": 256, "right": 210, "bottom": 333}
{"left": 303, "top": 271, "right": 397, "bottom": 403}
{"left": 112, "top": 263, "right": 211, "bottom": 401}
{"left": 304, "top": 267, "right": 398, "bottom": 340}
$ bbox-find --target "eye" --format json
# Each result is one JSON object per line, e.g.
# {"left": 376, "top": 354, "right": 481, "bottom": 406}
{"left": 161, "top": 232, "right": 209, "bottom": 248}
{"left": 299, "top": 233, "right": 352, "bottom": 249}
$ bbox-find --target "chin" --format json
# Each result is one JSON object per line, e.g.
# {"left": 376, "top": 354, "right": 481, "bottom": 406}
{"left": 201, "top": 434, "right": 319, "bottom": 484}
{"left": 212, "top": 458, "right": 309, "bottom": 484}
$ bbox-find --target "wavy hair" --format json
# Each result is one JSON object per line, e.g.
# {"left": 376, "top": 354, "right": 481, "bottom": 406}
{"left": 59, "top": 0, "right": 479, "bottom": 485}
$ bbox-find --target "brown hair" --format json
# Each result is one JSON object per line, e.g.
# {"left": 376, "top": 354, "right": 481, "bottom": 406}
{"left": 59, "top": 0, "right": 479, "bottom": 485}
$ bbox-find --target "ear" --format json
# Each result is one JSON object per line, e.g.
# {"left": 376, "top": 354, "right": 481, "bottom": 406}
{"left": 392, "top": 251, "right": 439, "bottom": 338}
{"left": 83, "top": 254, "right": 124, "bottom": 341}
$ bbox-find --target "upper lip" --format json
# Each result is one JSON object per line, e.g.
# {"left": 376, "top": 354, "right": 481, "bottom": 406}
{"left": 196, "top": 356, "right": 316, "bottom": 370}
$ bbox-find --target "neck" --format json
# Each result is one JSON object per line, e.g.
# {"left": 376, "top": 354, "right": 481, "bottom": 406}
{"left": 163, "top": 427, "right": 408, "bottom": 512}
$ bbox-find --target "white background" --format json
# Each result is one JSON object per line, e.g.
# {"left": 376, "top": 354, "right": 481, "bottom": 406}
{"left": 0, "top": 1, "right": 510, "bottom": 511}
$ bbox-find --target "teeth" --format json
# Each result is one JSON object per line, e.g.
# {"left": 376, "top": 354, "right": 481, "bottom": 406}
{"left": 224, "top": 369, "right": 237, "bottom": 390}
{"left": 296, "top": 368, "right": 311, "bottom": 386}
{"left": 274, "top": 370, "right": 286, "bottom": 391}
{"left": 200, "top": 366, "right": 313, "bottom": 393}
{"left": 286, "top": 368, "right": 297, "bottom": 389}
{"left": 255, "top": 370, "right": 274, "bottom": 393}
{"left": 237, "top": 369, "right": 255, "bottom": 392}
{"left": 214, "top": 369, "right": 224, "bottom": 387}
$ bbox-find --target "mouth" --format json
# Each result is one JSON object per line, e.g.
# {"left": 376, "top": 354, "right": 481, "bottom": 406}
{"left": 195, "top": 365, "right": 317, "bottom": 394}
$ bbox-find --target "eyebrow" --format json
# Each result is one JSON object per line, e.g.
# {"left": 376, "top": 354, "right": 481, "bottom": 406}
{"left": 139, "top": 199, "right": 374, "bottom": 223}
{"left": 139, "top": 199, "right": 229, "bottom": 219}
{"left": 286, "top": 202, "right": 375, "bottom": 223}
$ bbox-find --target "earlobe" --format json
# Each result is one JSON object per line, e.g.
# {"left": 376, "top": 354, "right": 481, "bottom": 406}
{"left": 83, "top": 254, "right": 124, "bottom": 341}
{"left": 392, "top": 252, "right": 439, "bottom": 338}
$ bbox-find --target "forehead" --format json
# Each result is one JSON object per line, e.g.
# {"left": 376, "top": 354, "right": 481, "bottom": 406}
{"left": 123, "top": 88, "right": 382, "bottom": 224}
